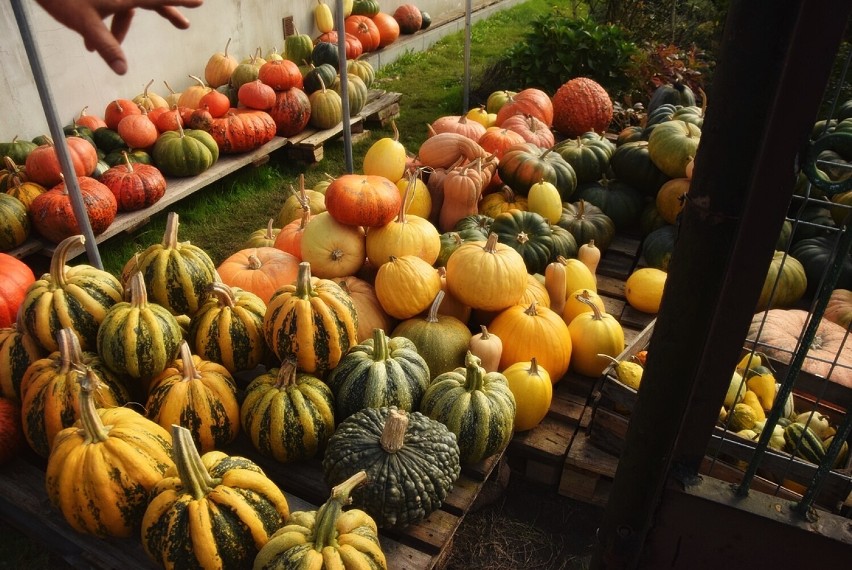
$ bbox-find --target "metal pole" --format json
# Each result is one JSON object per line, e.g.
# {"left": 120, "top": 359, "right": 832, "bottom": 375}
{"left": 463, "top": 0, "right": 471, "bottom": 113}
{"left": 10, "top": 0, "right": 104, "bottom": 268}
{"left": 335, "top": 0, "right": 353, "bottom": 174}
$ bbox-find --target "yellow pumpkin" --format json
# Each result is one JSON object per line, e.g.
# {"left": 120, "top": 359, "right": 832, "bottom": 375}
{"left": 563, "top": 288, "right": 606, "bottom": 324}
{"left": 625, "top": 267, "right": 668, "bottom": 313}
{"left": 300, "top": 212, "right": 366, "bottom": 278}
{"left": 567, "top": 296, "right": 625, "bottom": 377}
{"left": 446, "top": 233, "right": 527, "bottom": 312}
{"left": 562, "top": 256, "right": 597, "bottom": 295}
{"left": 363, "top": 120, "right": 407, "bottom": 182}
{"left": 503, "top": 357, "right": 552, "bottom": 431}
{"left": 366, "top": 183, "right": 440, "bottom": 266}
{"left": 520, "top": 273, "right": 550, "bottom": 309}
{"left": 656, "top": 177, "right": 690, "bottom": 225}
{"left": 374, "top": 255, "right": 442, "bottom": 319}
{"left": 396, "top": 172, "right": 432, "bottom": 219}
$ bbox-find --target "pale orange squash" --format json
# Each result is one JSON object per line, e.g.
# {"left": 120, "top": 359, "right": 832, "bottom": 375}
{"left": 335, "top": 275, "right": 396, "bottom": 343}
{"left": 300, "top": 211, "right": 366, "bottom": 279}
{"left": 216, "top": 247, "right": 300, "bottom": 305}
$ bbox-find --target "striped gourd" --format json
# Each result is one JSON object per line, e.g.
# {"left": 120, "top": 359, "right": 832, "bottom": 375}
{"left": 141, "top": 425, "right": 290, "bottom": 569}
{"left": 419, "top": 351, "right": 517, "bottom": 464}
{"left": 21, "top": 328, "right": 130, "bottom": 458}
{"left": 241, "top": 360, "right": 335, "bottom": 463}
{"left": 254, "top": 471, "right": 387, "bottom": 570}
{"left": 20, "top": 235, "right": 124, "bottom": 353}
{"left": 188, "top": 282, "right": 268, "bottom": 374}
{"left": 327, "top": 327, "right": 430, "bottom": 420}
{"left": 45, "top": 366, "right": 174, "bottom": 538}
{"left": 121, "top": 211, "right": 217, "bottom": 317}
{"left": 97, "top": 272, "right": 183, "bottom": 389}
{"left": 145, "top": 341, "right": 240, "bottom": 453}
{"left": 0, "top": 314, "right": 45, "bottom": 401}
{"left": 0, "top": 193, "right": 30, "bottom": 251}
{"left": 322, "top": 407, "right": 460, "bottom": 529}
{"left": 263, "top": 261, "right": 358, "bottom": 375}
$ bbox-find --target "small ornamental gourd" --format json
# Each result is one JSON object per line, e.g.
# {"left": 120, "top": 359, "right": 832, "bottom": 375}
{"left": 45, "top": 366, "right": 174, "bottom": 538}
{"left": 121, "top": 212, "right": 218, "bottom": 317}
{"left": 141, "top": 425, "right": 291, "bottom": 569}
{"left": 322, "top": 406, "right": 461, "bottom": 529}
{"left": 503, "top": 357, "right": 552, "bottom": 432}
{"left": 241, "top": 360, "right": 335, "bottom": 463}
{"left": 263, "top": 261, "right": 358, "bottom": 375}
{"left": 20, "top": 235, "right": 124, "bottom": 353}
{"left": 420, "top": 351, "right": 517, "bottom": 464}
{"left": 327, "top": 327, "right": 431, "bottom": 420}
{"left": 254, "top": 471, "right": 387, "bottom": 570}
{"left": 97, "top": 272, "right": 183, "bottom": 388}
{"left": 145, "top": 341, "right": 240, "bottom": 453}
{"left": 567, "top": 295, "right": 625, "bottom": 377}
{"left": 468, "top": 325, "right": 502, "bottom": 372}
{"left": 21, "top": 328, "right": 130, "bottom": 458}
{"left": 188, "top": 282, "right": 269, "bottom": 374}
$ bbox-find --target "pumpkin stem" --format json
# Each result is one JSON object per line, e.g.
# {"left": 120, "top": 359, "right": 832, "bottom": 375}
{"left": 57, "top": 328, "right": 83, "bottom": 375}
{"left": 462, "top": 351, "right": 487, "bottom": 392}
{"left": 398, "top": 172, "right": 415, "bottom": 223}
{"left": 380, "top": 408, "right": 409, "bottom": 453}
{"left": 248, "top": 254, "right": 263, "bottom": 270}
{"left": 178, "top": 341, "right": 202, "bottom": 381}
{"left": 298, "top": 207, "right": 311, "bottom": 229}
{"left": 425, "top": 290, "right": 446, "bottom": 324}
{"left": 170, "top": 424, "right": 217, "bottom": 500}
{"left": 295, "top": 262, "right": 315, "bottom": 298}
{"left": 576, "top": 292, "right": 604, "bottom": 321}
{"left": 371, "top": 327, "right": 390, "bottom": 361}
{"left": 479, "top": 325, "right": 490, "bottom": 339}
{"left": 162, "top": 211, "right": 181, "bottom": 248}
{"left": 209, "top": 282, "right": 236, "bottom": 308}
{"left": 524, "top": 301, "right": 539, "bottom": 316}
{"left": 265, "top": 218, "right": 276, "bottom": 238}
{"left": 275, "top": 359, "right": 299, "bottom": 388}
{"left": 483, "top": 232, "right": 500, "bottom": 254}
{"left": 313, "top": 470, "right": 368, "bottom": 551}
{"left": 529, "top": 356, "right": 540, "bottom": 376}
{"left": 49, "top": 235, "right": 85, "bottom": 289}
{"left": 121, "top": 150, "right": 135, "bottom": 172}
{"left": 127, "top": 272, "right": 150, "bottom": 308}
{"left": 390, "top": 119, "right": 400, "bottom": 142}
{"left": 78, "top": 365, "right": 110, "bottom": 443}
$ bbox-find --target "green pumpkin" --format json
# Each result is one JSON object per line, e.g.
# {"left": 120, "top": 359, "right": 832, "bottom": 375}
{"left": 647, "top": 82, "right": 696, "bottom": 114}
{"left": 557, "top": 199, "right": 616, "bottom": 252}
{"left": 552, "top": 133, "right": 615, "bottom": 184}
{"left": 616, "top": 126, "right": 644, "bottom": 146}
{"left": 789, "top": 205, "right": 835, "bottom": 244}
{"left": 453, "top": 214, "right": 493, "bottom": 239}
{"left": 284, "top": 32, "right": 314, "bottom": 66}
{"left": 498, "top": 143, "right": 578, "bottom": 200}
{"left": 575, "top": 176, "right": 645, "bottom": 230}
{"left": 327, "top": 327, "right": 431, "bottom": 420}
{"left": 647, "top": 120, "right": 701, "bottom": 179}
{"left": 347, "top": 58, "right": 375, "bottom": 89}
{"left": 311, "top": 41, "right": 339, "bottom": 69}
{"left": 638, "top": 200, "right": 670, "bottom": 237}
{"left": 303, "top": 63, "right": 338, "bottom": 95}
{"left": 671, "top": 105, "right": 705, "bottom": 129}
{"left": 104, "top": 148, "right": 152, "bottom": 167}
{"left": 0, "top": 136, "right": 38, "bottom": 165}
{"left": 550, "top": 224, "right": 579, "bottom": 260}
{"left": 391, "top": 291, "right": 471, "bottom": 379}
{"left": 609, "top": 140, "right": 671, "bottom": 197}
{"left": 490, "top": 209, "right": 554, "bottom": 275}
{"left": 790, "top": 235, "right": 852, "bottom": 298}
{"left": 756, "top": 251, "right": 807, "bottom": 312}
{"left": 332, "top": 74, "right": 368, "bottom": 116}
{"left": 0, "top": 193, "right": 30, "bottom": 251}
{"left": 241, "top": 361, "right": 335, "bottom": 463}
{"left": 92, "top": 127, "right": 127, "bottom": 153}
{"left": 322, "top": 406, "right": 461, "bottom": 529}
{"left": 308, "top": 84, "right": 343, "bottom": 130}
{"left": 642, "top": 224, "right": 677, "bottom": 271}
{"left": 62, "top": 124, "right": 97, "bottom": 151}
{"left": 152, "top": 125, "right": 219, "bottom": 177}
{"left": 419, "top": 351, "right": 517, "bottom": 464}
{"left": 351, "top": 0, "right": 380, "bottom": 16}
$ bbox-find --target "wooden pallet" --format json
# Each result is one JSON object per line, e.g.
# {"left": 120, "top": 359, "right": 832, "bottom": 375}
{"left": 0, "top": 431, "right": 503, "bottom": 570}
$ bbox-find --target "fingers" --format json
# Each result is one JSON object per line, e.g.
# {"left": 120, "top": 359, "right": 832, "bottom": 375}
{"left": 110, "top": 9, "right": 135, "bottom": 44}
{"left": 154, "top": 6, "right": 192, "bottom": 29}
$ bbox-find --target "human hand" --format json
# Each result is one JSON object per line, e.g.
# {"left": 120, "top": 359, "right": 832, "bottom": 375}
{"left": 35, "top": 0, "right": 203, "bottom": 75}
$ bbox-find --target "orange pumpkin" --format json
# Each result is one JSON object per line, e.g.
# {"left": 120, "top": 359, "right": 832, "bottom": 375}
{"left": 324, "top": 174, "right": 402, "bottom": 228}
{"left": 25, "top": 137, "right": 99, "bottom": 187}
{"left": 551, "top": 77, "right": 613, "bottom": 137}
{"left": 478, "top": 127, "right": 526, "bottom": 161}
{"left": 374, "top": 255, "right": 441, "bottom": 319}
{"left": 495, "top": 88, "right": 554, "bottom": 128}
{"left": 335, "top": 275, "right": 397, "bottom": 342}
{"left": 500, "top": 114, "right": 555, "bottom": 148}
{"left": 372, "top": 12, "right": 400, "bottom": 47}
{"left": 216, "top": 247, "right": 300, "bottom": 305}
{"left": 117, "top": 112, "right": 159, "bottom": 150}
{"left": 824, "top": 289, "right": 852, "bottom": 330}
{"left": 274, "top": 208, "right": 311, "bottom": 260}
{"left": 445, "top": 233, "right": 527, "bottom": 312}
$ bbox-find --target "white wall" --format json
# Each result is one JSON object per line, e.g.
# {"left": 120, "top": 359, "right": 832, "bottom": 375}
{"left": 0, "top": 0, "right": 504, "bottom": 141}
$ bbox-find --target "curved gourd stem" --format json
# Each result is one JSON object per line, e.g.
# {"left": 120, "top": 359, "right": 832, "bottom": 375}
{"left": 371, "top": 328, "right": 389, "bottom": 362}
{"left": 56, "top": 328, "right": 83, "bottom": 375}
{"left": 294, "top": 261, "right": 315, "bottom": 299}
{"left": 209, "top": 282, "right": 236, "bottom": 309}
{"left": 162, "top": 211, "right": 180, "bottom": 248}
{"left": 463, "top": 351, "right": 486, "bottom": 392}
{"left": 49, "top": 235, "right": 85, "bottom": 289}
{"left": 127, "top": 272, "right": 150, "bottom": 309}
{"left": 312, "top": 470, "right": 368, "bottom": 551}
{"left": 170, "top": 424, "right": 217, "bottom": 500}
{"left": 576, "top": 291, "right": 605, "bottom": 321}
{"left": 276, "top": 359, "right": 299, "bottom": 389}
{"left": 78, "top": 366, "right": 109, "bottom": 443}
{"left": 424, "top": 290, "right": 446, "bottom": 324}
{"left": 178, "top": 341, "right": 201, "bottom": 381}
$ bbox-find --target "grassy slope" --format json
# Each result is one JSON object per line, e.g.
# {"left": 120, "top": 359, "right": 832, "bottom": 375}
{"left": 91, "top": 0, "right": 555, "bottom": 274}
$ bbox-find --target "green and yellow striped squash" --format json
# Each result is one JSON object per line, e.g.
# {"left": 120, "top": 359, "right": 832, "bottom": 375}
{"left": 21, "top": 235, "right": 124, "bottom": 353}
{"left": 0, "top": 316, "right": 45, "bottom": 401}
{"left": 420, "top": 351, "right": 517, "bottom": 464}
{"left": 21, "top": 328, "right": 130, "bottom": 458}
{"left": 240, "top": 360, "right": 335, "bottom": 463}
{"left": 0, "top": 193, "right": 30, "bottom": 251}
{"left": 263, "top": 261, "right": 358, "bottom": 375}
{"left": 254, "top": 471, "right": 387, "bottom": 570}
{"left": 323, "top": 407, "right": 460, "bottom": 529}
{"left": 121, "top": 211, "right": 217, "bottom": 318}
{"left": 141, "top": 425, "right": 290, "bottom": 569}
{"left": 187, "top": 282, "right": 268, "bottom": 374}
{"left": 45, "top": 366, "right": 174, "bottom": 538}
{"left": 327, "top": 327, "right": 430, "bottom": 420}
{"left": 97, "top": 272, "right": 183, "bottom": 390}
{"left": 145, "top": 341, "right": 240, "bottom": 453}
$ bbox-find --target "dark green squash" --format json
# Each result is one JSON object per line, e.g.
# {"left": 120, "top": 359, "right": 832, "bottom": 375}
{"left": 498, "top": 142, "right": 578, "bottom": 200}
{"left": 642, "top": 224, "right": 678, "bottom": 271}
{"left": 327, "top": 327, "right": 430, "bottom": 420}
{"left": 303, "top": 63, "right": 338, "bottom": 95}
{"left": 490, "top": 209, "right": 554, "bottom": 275}
{"left": 453, "top": 214, "right": 493, "bottom": 239}
{"left": 550, "top": 224, "right": 579, "bottom": 261}
{"left": 552, "top": 133, "right": 615, "bottom": 184}
{"left": 322, "top": 406, "right": 461, "bottom": 529}
{"left": 152, "top": 124, "right": 219, "bottom": 178}
{"left": 610, "top": 140, "right": 671, "bottom": 197}
{"left": 790, "top": 235, "right": 852, "bottom": 298}
{"left": 575, "top": 176, "right": 645, "bottom": 230}
{"left": 557, "top": 199, "right": 616, "bottom": 252}
{"left": 92, "top": 127, "right": 127, "bottom": 154}
{"left": 419, "top": 351, "right": 517, "bottom": 464}
{"left": 311, "top": 41, "right": 339, "bottom": 69}
{"left": 0, "top": 136, "right": 38, "bottom": 165}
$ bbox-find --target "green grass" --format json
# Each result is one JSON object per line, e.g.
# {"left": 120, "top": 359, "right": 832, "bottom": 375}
{"left": 88, "top": 0, "right": 557, "bottom": 275}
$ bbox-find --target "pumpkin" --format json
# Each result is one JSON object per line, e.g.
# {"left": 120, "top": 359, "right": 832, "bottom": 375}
{"left": 495, "top": 88, "right": 554, "bottom": 128}
{"left": 29, "top": 176, "right": 117, "bottom": 243}
{"left": 145, "top": 341, "right": 239, "bottom": 453}
{"left": 269, "top": 87, "right": 312, "bottom": 136}
{"left": 528, "top": 179, "right": 563, "bottom": 223}
{"left": 366, "top": 182, "right": 440, "bottom": 266}
{"left": 824, "top": 288, "right": 852, "bottom": 329}
{"left": 489, "top": 301, "right": 573, "bottom": 382}
{"left": 328, "top": 327, "right": 431, "bottom": 420}
{"left": 655, "top": 177, "right": 690, "bottom": 225}
{"left": 641, "top": 224, "right": 677, "bottom": 271}
{"left": 335, "top": 275, "right": 396, "bottom": 343}
{"left": 205, "top": 37, "right": 239, "bottom": 88}
{"left": 551, "top": 77, "right": 614, "bottom": 137}
{"left": 332, "top": 73, "right": 368, "bottom": 115}
{"left": 97, "top": 272, "right": 183, "bottom": 386}
{"left": 445, "top": 233, "right": 527, "bottom": 312}
{"left": 575, "top": 176, "right": 644, "bottom": 230}
{"left": 625, "top": 267, "right": 668, "bottom": 313}
{"left": 756, "top": 251, "right": 808, "bottom": 312}
{"left": 373, "top": 255, "right": 441, "bottom": 319}
{"left": 247, "top": 218, "right": 281, "bottom": 249}
{"left": 104, "top": 98, "right": 142, "bottom": 130}
{"left": 98, "top": 151, "right": 167, "bottom": 212}
{"left": 490, "top": 209, "right": 555, "bottom": 275}
{"left": 563, "top": 288, "right": 606, "bottom": 325}
{"left": 363, "top": 120, "right": 407, "bottom": 181}
{"left": 20, "top": 328, "right": 130, "bottom": 458}
{"left": 263, "top": 261, "right": 358, "bottom": 375}
{"left": 393, "top": 4, "right": 423, "bottom": 34}
{"left": 0, "top": 315, "right": 44, "bottom": 401}
{"left": 500, "top": 113, "right": 555, "bottom": 148}
{"left": 322, "top": 406, "right": 460, "bottom": 529}
{"left": 499, "top": 142, "right": 577, "bottom": 200}
{"left": 439, "top": 160, "right": 486, "bottom": 232}
{"left": 503, "top": 357, "right": 552, "bottom": 432}
{"left": 254, "top": 471, "right": 386, "bottom": 570}
{"left": 117, "top": 111, "right": 159, "bottom": 150}
{"left": 5, "top": 173, "right": 46, "bottom": 211}
{"left": 437, "top": 266, "right": 473, "bottom": 323}
{"left": 417, "top": 131, "right": 488, "bottom": 169}
{"left": 0, "top": 253, "right": 34, "bottom": 329}
{"left": 420, "top": 351, "right": 516, "bottom": 464}
{"left": 325, "top": 174, "right": 402, "bottom": 228}
{"left": 346, "top": 14, "right": 381, "bottom": 51}
{"left": 609, "top": 140, "right": 671, "bottom": 197}
{"left": 217, "top": 246, "right": 300, "bottom": 305}
{"left": 25, "top": 136, "right": 99, "bottom": 187}
{"left": 647, "top": 120, "right": 701, "bottom": 179}
{"left": 122, "top": 212, "right": 218, "bottom": 317}
{"left": 239, "top": 79, "right": 277, "bottom": 111}
{"left": 308, "top": 78, "right": 344, "bottom": 130}
{"left": 348, "top": 57, "right": 376, "bottom": 88}
{"left": 141, "top": 425, "right": 290, "bottom": 568}
{"left": 200, "top": 109, "right": 277, "bottom": 154}
{"left": 567, "top": 295, "right": 625, "bottom": 377}
{"left": 0, "top": 137, "right": 38, "bottom": 166}
{"left": 274, "top": 207, "right": 311, "bottom": 259}
{"left": 468, "top": 325, "right": 503, "bottom": 373}
{"left": 790, "top": 235, "right": 852, "bottom": 299}
{"left": 259, "top": 58, "right": 303, "bottom": 91}
{"left": 0, "top": 193, "right": 30, "bottom": 251}
{"left": 277, "top": 176, "right": 327, "bottom": 226}
{"left": 430, "top": 115, "right": 487, "bottom": 141}
{"left": 0, "top": 396, "right": 22, "bottom": 464}
{"left": 477, "top": 127, "right": 526, "bottom": 162}
{"left": 152, "top": 122, "right": 219, "bottom": 177}
{"left": 188, "top": 282, "right": 269, "bottom": 374}
{"left": 396, "top": 170, "right": 432, "bottom": 219}
{"left": 392, "top": 291, "right": 471, "bottom": 378}
{"left": 45, "top": 366, "right": 174, "bottom": 538}
{"left": 315, "top": 30, "right": 364, "bottom": 60}
{"left": 746, "top": 309, "right": 852, "bottom": 388}
{"left": 21, "top": 235, "right": 123, "bottom": 352}
{"left": 479, "top": 185, "right": 528, "bottom": 218}
{"left": 300, "top": 211, "right": 366, "bottom": 279}
{"left": 553, "top": 134, "right": 615, "bottom": 184}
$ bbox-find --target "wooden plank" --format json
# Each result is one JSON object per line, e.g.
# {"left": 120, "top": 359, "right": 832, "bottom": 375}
{"left": 596, "top": 274, "right": 627, "bottom": 300}
{"left": 508, "top": 415, "right": 576, "bottom": 463}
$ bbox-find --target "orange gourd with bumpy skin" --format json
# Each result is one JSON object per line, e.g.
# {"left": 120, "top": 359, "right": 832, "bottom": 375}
{"left": 552, "top": 77, "right": 613, "bottom": 138}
